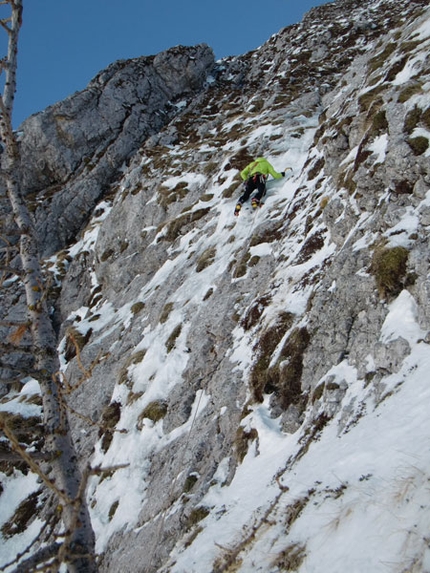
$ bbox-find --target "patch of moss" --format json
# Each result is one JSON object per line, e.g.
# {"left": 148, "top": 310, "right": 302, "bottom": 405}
{"left": 248, "top": 255, "right": 260, "bottom": 267}
{"left": 222, "top": 183, "right": 239, "bottom": 199}
{"left": 295, "top": 413, "right": 331, "bottom": 461}
{"left": 384, "top": 55, "right": 408, "bottom": 82}
{"left": 228, "top": 148, "right": 254, "bottom": 171}
{"left": 368, "top": 42, "right": 396, "bottom": 73}
{"left": 250, "top": 312, "right": 295, "bottom": 402}
{"left": 131, "top": 349, "right": 147, "bottom": 365}
{"left": 158, "top": 181, "right": 189, "bottom": 208}
{"left": 371, "top": 109, "right": 388, "bottom": 135}
{"left": 131, "top": 301, "right": 145, "bottom": 315}
{"left": 187, "top": 506, "right": 210, "bottom": 529}
{"left": 295, "top": 231, "right": 325, "bottom": 265}
{"left": 241, "top": 294, "right": 272, "bottom": 331}
{"left": 166, "top": 324, "right": 182, "bottom": 352}
{"left": 233, "top": 251, "right": 251, "bottom": 278}
{"left": 108, "top": 500, "right": 119, "bottom": 522}
{"left": 398, "top": 83, "right": 422, "bottom": 103}
{"left": 126, "top": 391, "right": 144, "bottom": 406}
{"left": 196, "top": 246, "right": 216, "bottom": 272}
{"left": 371, "top": 245, "right": 409, "bottom": 299}
{"left": 249, "top": 222, "right": 283, "bottom": 246}
{"left": 319, "top": 196, "right": 329, "bottom": 210}
{"left": 265, "top": 327, "right": 311, "bottom": 410}
{"left": 99, "top": 401, "right": 121, "bottom": 453}
{"left": 199, "top": 193, "right": 214, "bottom": 202}
{"left": 307, "top": 157, "right": 325, "bottom": 181}
{"left": 118, "top": 349, "right": 147, "bottom": 386}
{"left": 100, "top": 247, "right": 115, "bottom": 262}
{"left": 354, "top": 141, "right": 373, "bottom": 171}
{"left": 183, "top": 473, "right": 199, "bottom": 493}
{"left": 399, "top": 40, "right": 421, "bottom": 54}
{"left": 235, "top": 427, "right": 259, "bottom": 463}
{"left": 0, "top": 412, "right": 43, "bottom": 446}
{"left": 53, "top": 250, "right": 73, "bottom": 278}
{"left": 358, "top": 85, "right": 386, "bottom": 114}
{"left": 311, "top": 382, "right": 325, "bottom": 403}
{"left": 422, "top": 107, "right": 430, "bottom": 130}
{"left": 272, "top": 542, "right": 307, "bottom": 571}
{"left": 160, "top": 208, "right": 210, "bottom": 242}
{"left": 407, "top": 136, "right": 429, "bottom": 156}
{"left": 138, "top": 400, "right": 168, "bottom": 425}
{"left": 287, "top": 498, "right": 312, "bottom": 533}
{"left": 160, "top": 302, "right": 174, "bottom": 324}
{"left": 203, "top": 287, "right": 214, "bottom": 301}
{"left": 1, "top": 490, "right": 42, "bottom": 537}
{"left": 131, "top": 183, "right": 143, "bottom": 196}
{"left": 404, "top": 105, "right": 422, "bottom": 134}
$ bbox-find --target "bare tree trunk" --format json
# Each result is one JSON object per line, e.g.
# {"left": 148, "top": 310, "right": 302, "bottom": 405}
{"left": 0, "top": 1, "right": 96, "bottom": 570}
{"left": 4, "top": 173, "right": 97, "bottom": 572}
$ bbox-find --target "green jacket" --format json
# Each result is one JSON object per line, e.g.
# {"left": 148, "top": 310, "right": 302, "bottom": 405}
{"left": 240, "top": 157, "right": 283, "bottom": 181}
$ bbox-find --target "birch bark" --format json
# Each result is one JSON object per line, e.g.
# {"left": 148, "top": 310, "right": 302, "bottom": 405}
{"left": 0, "top": 1, "right": 96, "bottom": 570}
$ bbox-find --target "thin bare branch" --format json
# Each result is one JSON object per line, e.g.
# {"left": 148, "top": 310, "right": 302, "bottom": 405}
{"left": 92, "top": 462, "right": 130, "bottom": 475}
{"left": 0, "top": 342, "right": 33, "bottom": 354}
{"left": 0, "top": 450, "right": 52, "bottom": 462}
{"left": 0, "top": 264, "right": 23, "bottom": 276}
{"left": 0, "top": 241, "right": 20, "bottom": 249}
{"left": 7, "top": 543, "right": 61, "bottom": 573}
{"left": 0, "top": 418, "right": 73, "bottom": 505}
{"left": 0, "top": 319, "right": 30, "bottom": 327}
{"left": 59, "top": 335, "right": 105, "bottom": 395}
{"left": 0, "top": 340, "right": 32, "bottom": 352}
{"left": 0, "top": 505, "right": 60, "bottom": 573}
{"left": 0, "top": 18, "right": 11, "bottom": 34}
{"left": 0, "top": 365, "right": 36, "bottom": 381}
{"left": 0, "top": 376, "right": 25, "bottom": 385}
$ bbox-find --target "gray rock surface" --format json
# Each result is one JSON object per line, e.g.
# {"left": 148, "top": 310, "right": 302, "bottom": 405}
{"left": 2, "top": 0, "right": 430, "bottom": 571}
{"left": 18, "top": 44, "right": 215, "bottom": 256}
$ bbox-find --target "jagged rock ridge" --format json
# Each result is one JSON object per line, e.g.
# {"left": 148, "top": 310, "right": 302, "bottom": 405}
{"left": 1, "top": 0, "right": 430, "bottom": 571}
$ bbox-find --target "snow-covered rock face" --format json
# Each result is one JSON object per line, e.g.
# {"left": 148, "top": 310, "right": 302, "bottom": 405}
{"left": 2, "top": 0, "right": 430, "bottom": 571}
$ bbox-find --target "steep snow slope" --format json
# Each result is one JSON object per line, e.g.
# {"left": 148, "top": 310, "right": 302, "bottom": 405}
{"left": 1, "top": 0, "right": 430, "bottom": 572}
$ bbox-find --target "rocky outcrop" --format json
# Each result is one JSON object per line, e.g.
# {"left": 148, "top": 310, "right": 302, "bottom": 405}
{"left": 17, "top": 44, "right": 215, "bottom": 256}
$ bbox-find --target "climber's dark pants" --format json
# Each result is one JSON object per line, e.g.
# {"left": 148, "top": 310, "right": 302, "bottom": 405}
{"left": 238, "top": 174, "right": 267, "bottom": 204}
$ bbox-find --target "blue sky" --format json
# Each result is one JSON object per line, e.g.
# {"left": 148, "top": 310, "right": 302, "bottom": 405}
{"left": 13, "top": 0, "right": 332, "bottom": 127}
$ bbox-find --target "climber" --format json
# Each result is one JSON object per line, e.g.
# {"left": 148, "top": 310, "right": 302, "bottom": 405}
{"left": 234, "top": 157, "right": 289, "bottom": 216}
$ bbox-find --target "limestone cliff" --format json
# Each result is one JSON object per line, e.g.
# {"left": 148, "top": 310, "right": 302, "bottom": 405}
{"left": 1, "top": 0, "right": 430, "bottom": 571}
